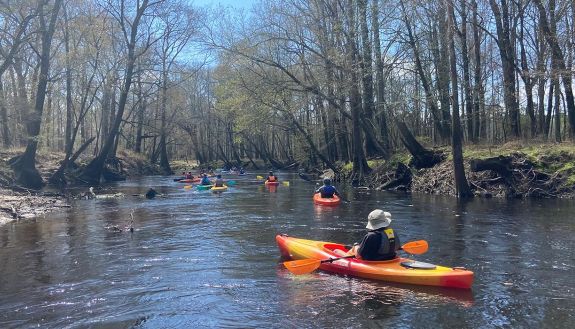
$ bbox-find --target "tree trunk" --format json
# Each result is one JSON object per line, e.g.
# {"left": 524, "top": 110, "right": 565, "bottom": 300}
{"left": 546, "top": 78, "right": 554, "bottom": 138}
{"left": 347, "top": 0, "right": 370, "bottom": 182}
{"left": 435, "top": 2, "right": 453, "bottom": 142}
{"left": 135, "top": 76, "right": 145, "bottom": 153}
{"left": 396, "top": 121, "right": 445, "bottom": 169}
{"left": 554, "top": 79, "right": 561, "bottom": 142}
{"left": 489, "top": 0, "right": 520, "bottom": 138}
{"left": 459, "top": 0, "right": 474, "bottom": 142}
{"left": 358, "top": 0, "right": 378, "bottom": 156}
{"left": 518, "top": 8, "right": 536, "bottom": 137}
{"left": 371, "top": 0, "right": 390, "bottom": 152}
{"left": 158, "top": 68, "right": 173, "bottom": 175}
{"left": 448, "top": 0, "right": 473, "bottom": 198}
{"left": 534, "top": 0, "right": 575, "bottom": 138}
{"left": 0, "top": 80, "right": 11, "bottom": 147}
{"left": 472, "top": 0, "right": 483, "bottom": 141}
{"left": 400, "top": 0, "right": 450, "bottom": 141}
{"left": 80, "top": 0, "right": 151, "bottom": 184}
{"left": 536, "top": 22, "right": 547, "bottom": 136}
{"left": 11, "top": 0, "right": 62, "bottom": 189}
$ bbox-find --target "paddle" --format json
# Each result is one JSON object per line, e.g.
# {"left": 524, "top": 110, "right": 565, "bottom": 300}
{"left": 283, "top": 240, "right": 429, "bottom": 275}
{"left": 227, "top": 180, "right": 237, "bottom": 186}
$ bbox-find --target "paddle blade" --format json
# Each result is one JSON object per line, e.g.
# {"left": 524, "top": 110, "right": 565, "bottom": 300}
{"left": 283, "top": 259, "right": 321, "bottom": 275}
{"left": 401, "top": 240, "right": 429, "bottom": 255}
{"left": 256, "top": 175, "right": 263, "bottom": 179}
{"left": 282, "top": 181, "right": 290, "bottom": 186}
{"left": 184, "top": 185, "right": 192, "bottom": 189}
{"left": 227, "top": 180, "right": 236, "bottom": 186}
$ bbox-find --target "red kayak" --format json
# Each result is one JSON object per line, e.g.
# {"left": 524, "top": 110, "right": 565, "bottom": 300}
{"left": 178, "top": 178, "right": 201, "bottom": 183}
{"left": 313, "top": 193, "right": 341, "bottom": 206}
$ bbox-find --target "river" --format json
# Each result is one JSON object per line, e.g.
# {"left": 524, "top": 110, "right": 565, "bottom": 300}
{"left": 1, "top": 173, "right": 574, "bottom": 328}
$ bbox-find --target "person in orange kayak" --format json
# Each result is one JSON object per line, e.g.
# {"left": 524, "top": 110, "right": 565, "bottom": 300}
{"left": 214, "top": 174, "right": 224, "bottom": 187}
{"left": 266, "top": 171, "right": 278, "bottom": 182}
{"left": 315, "top": 178, "right": 341, "bottom": 198}
{"left": 349, "top": 209, "right": 401, "bottom": 261}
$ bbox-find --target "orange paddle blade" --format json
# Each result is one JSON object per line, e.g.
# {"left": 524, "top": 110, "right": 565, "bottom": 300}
{"left": 401, "top": 240, "right": 429, "bottom": 255}
{"left": 283, "top": 259, "right": 321, "bottom": 275}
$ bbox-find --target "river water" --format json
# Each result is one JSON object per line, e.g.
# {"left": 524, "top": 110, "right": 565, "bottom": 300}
{"left": 1, "top": 173, "right": 574, "bottom": 328}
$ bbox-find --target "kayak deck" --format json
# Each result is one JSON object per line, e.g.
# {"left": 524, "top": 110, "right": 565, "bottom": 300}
{"left": 276, "top": 234, "right": 473, "bottom": 289}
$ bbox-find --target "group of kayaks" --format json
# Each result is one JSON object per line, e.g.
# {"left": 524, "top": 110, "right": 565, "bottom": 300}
{"left": 175, "top": 176, "right": 227, "bottom": 192}
{"left": 174, "top": 172, "right": 473, "bottom": 289}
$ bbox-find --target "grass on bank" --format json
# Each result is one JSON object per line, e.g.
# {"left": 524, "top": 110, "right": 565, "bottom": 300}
{"left": 337, "top": 142, "right": 575, "bottom": 185}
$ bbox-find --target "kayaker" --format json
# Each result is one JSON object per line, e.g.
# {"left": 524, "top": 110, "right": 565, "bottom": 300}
{"left": 145, "top": 188, "right": 157, "bottom": 199}
{"left": 266, "top": 171, "right": 278, "bottom": 182}
{"left": 185, "top": 172, "right": 193, "bottom": 179}
{"left": 239, "top": 168, "right": 245, "bottom": 175}
{"left": 349, "top": 209, "right": 401, "bottom": 261}
{"left": 214, "top": 174, "right": 224, "bottom": 187}
{"left": 200, "top": 174, "right": 211, "bottom": 185}
{"left": 315, "top": 178, "right": 341, "bottom": 198}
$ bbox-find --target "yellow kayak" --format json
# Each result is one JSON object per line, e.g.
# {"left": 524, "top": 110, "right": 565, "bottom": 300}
{"left": 211, "top": 185, "right": 228, "bottom": 192}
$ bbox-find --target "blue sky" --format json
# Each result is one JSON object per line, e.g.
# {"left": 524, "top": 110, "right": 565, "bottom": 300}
{"left": 192, "top": 0, "right": 256, "bottom": 10}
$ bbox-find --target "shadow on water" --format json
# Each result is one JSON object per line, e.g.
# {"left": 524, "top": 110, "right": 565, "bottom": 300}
{"left": 0, "top": 174, "right": 574, "bottom": 328}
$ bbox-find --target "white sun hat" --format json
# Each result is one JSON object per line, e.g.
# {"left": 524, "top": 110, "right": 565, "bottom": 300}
{"left": 366, "top": 209, "right": 392, "bottom": 230}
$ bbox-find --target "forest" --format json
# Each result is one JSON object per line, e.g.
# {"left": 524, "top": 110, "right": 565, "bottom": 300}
{"left": 0, "top": 0, "right": 574, "bottom": 198}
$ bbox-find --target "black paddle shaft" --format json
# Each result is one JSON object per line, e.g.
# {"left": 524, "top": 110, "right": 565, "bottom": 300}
{"left": 321, "top": 255, "right": 356, "bottom": 264}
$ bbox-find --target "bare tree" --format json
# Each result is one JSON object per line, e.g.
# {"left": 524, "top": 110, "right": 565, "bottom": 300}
{"left": 10, "top": 0, "right": 62, "bottom": 188}
{"left": 80, "top": 0, "right": 163, "bottom": 184}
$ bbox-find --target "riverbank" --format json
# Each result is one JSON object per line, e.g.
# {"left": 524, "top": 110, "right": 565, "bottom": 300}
{"left": 357, "top": 142, "right": 575, "bottom": 198}
{"left": 0, "top": 149, "right": 163, "bottom": 225}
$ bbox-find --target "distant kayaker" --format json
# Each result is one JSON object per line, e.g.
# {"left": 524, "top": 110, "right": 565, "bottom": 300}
{"left": 200, "top": 174, "right": 211, "bottom": 185}
{"left": 349, "top": 210, "right": 401, "bottom": 261}
{"left": 315, "top": 178, "right": 341, "bottom": 199}
{"left": 214, "top": 174, "right": 224, "bottom": 187}
{"left": 266, "top": 171, "right": 278, "bottom": 182}
{"left": 145, "top": 188, "right": 157, "bottom": 199}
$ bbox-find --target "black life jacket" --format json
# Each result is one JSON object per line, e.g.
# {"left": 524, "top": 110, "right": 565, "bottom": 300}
{"left": 376, "top": 228, "right": 396, "bottom": 257}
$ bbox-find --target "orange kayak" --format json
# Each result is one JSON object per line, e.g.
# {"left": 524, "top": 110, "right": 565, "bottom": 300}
{"left": 265, "top": 180, "right": 280, "bottom": 186}
{"left": 313, "top": 193, "right": 341, "bottom": 206}
{"left": 276, "top": 235, "right": 473, "bottom": 289}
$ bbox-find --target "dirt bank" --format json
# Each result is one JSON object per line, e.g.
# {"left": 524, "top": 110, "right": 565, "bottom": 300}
{"left": 0, "top": 149, "right": 162, "bottom": 225}
{"left": 361, "top": 142, "right": 575, "bottom": 198}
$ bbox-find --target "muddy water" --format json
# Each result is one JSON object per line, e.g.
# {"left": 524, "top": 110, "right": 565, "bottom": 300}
{"left": 1, "top": 174, "right": 574, "bottom": 328}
